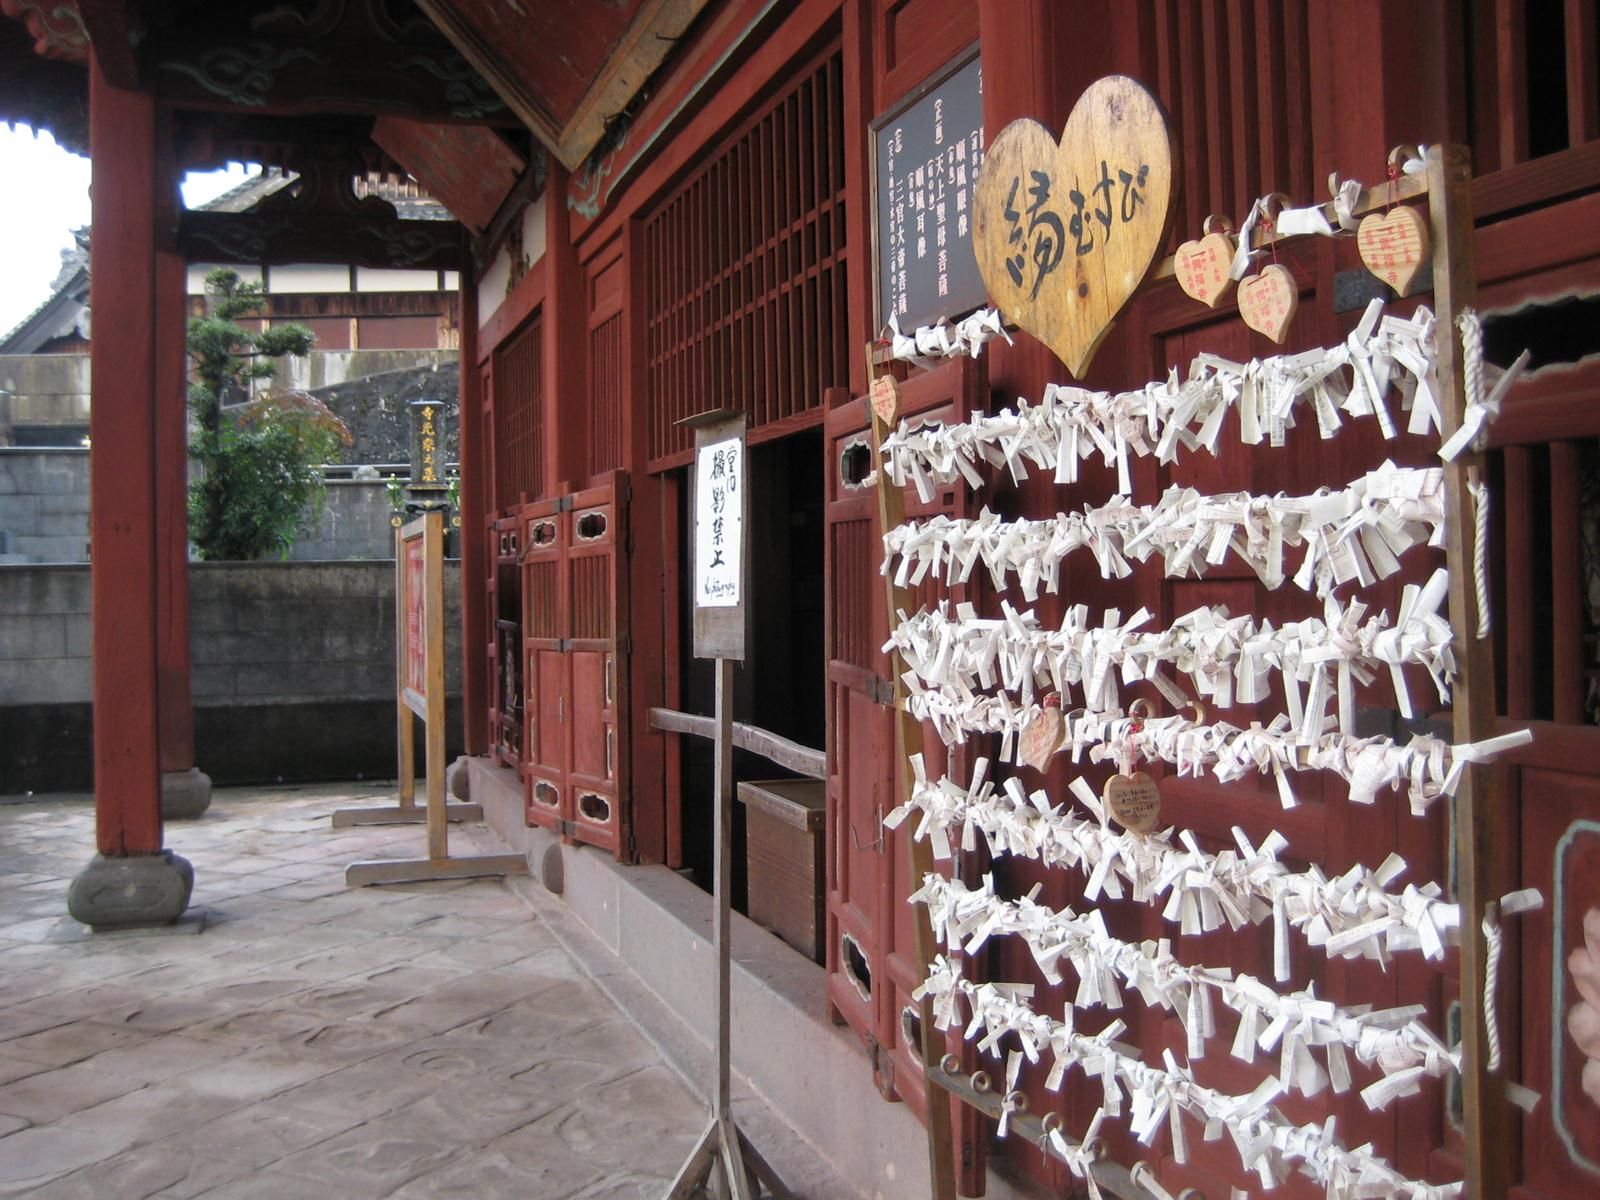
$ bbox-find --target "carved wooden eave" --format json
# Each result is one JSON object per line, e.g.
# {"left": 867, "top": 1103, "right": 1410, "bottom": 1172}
{"left": 371, "top": 117, "right": 525, "bottom": 235}
{"left": 411, "top": 0, "right": 710, "bottom": 171}
{"left": 180, "top": 209, "right": 461, "bottom": 271}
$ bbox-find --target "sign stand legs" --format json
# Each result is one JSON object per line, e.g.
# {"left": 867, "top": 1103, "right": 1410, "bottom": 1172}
{"left": 346, "top": 511, "right": 526, "bottom": 886}
{"left": 665, "top": 659, "right": 792, "bottom": 1200}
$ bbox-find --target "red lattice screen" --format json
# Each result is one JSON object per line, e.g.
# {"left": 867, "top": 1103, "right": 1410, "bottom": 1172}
{"left": 644, "top": 44, "right": 850, "bottom": 467}
{"left": 1149, "top": 0, "right": 1314, "bottom": 250}
{"left": 493, "top": 314, "right": 544, "bottom": 510}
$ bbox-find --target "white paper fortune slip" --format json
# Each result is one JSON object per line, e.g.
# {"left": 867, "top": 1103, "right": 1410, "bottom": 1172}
{"left": 881, "top": 463, "right": 1446, "bottom": 602}
{"left": 878, "top": 301, "right": 1516, "bottom": 500}
{"left": 912, "top": 955, "right": 1468, "bottom": 1200}
{"left": 912, "top": 871, "right": 1456, "bottom": 1104}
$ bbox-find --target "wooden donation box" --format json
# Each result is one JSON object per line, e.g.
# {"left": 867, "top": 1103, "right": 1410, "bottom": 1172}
{"left": 736, "top": 779, "right": 825, "bottom": 963}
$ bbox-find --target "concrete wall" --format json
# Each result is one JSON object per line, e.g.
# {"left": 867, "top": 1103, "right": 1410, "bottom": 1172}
{"left": 0, "top": 449, "right": 90, "bottom": 563}
{"left": 0, "top": 355, "right": 91, "bottom": 443}
{"left": 0, "top": 451, "right": 404, "bottom": 564}
{"left": 0, "top": 560, "right": 463, "bottom": 792}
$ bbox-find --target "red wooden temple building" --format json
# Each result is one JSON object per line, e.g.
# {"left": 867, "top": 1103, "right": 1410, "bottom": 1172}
{"left": 3, "top": 2, "right": 1599, "bottom": 1197}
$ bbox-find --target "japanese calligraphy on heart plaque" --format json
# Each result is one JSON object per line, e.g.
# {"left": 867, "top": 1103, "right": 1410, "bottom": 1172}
{"left": 973, "top": 75, "right": 1176, "bottom": 377}
{"left": 695, "top": 436, "right": 742, "bottom": 608}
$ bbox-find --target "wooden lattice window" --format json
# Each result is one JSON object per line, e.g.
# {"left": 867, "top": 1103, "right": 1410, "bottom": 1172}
{"left": 1148, "top": 0, "right": 1314, "bottom": 249}
{"left": 644, "top": 44, "right": 850, "bottom": 467}
{"left": 493, "top": 314, "right": 543, "bottom": 509}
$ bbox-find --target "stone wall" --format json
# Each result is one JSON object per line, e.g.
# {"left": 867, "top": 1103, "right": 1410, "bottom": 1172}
{"left": 0, "top": 560, "right": 463, "bottom": 792}
{"left": 0, "top": 449, "right": 90, "bottom": 563}
{"left": 0, "top": 451, "right": 404, "bottom": 564}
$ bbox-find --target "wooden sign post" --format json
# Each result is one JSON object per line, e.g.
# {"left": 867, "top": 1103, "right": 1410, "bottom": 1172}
{"left": 346, "top": 510, "right": 526, "bottom": 887}
{"left": 665, "top": 411, "right": 792, "bottom": 1200}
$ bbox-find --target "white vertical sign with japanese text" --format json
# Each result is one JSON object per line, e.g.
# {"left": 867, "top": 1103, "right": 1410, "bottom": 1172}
{"left": 694, "top": 436, "right": 742, "bottom": 608}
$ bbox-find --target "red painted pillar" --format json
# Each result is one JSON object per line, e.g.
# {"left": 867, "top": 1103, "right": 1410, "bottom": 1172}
{"left": 458, "top": 269, "right": 489, "bottom": 756}
{"left": 69, "top": 56, "right": 194, "bottom": 927}
{"left": 87, "top": 56, "right": 164, "bottom": 857}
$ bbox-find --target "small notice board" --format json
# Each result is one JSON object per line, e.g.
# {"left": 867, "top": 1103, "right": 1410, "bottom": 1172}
{"left": 872, "top": 46, "right": 987, "bottom": 332}
{"left": 690, "top": 411, "right": 749, "bottom": 662}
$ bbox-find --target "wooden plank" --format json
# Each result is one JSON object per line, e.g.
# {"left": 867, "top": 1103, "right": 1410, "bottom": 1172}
{"left": 1567, "top": 0, "right": 1600, "bottom": 144}
{"left": 867, "top": 356, "right": 957, "bottom": 1200}
{"left": 1426, "top": 142, "right": 1509, "bottom": 1200}
{"left": 425, "top": 510, "right": 449, "bottom": 863}
{"left": 1501, "top": 446, "right": 1535, "bottom": 720}
{"left": 1472, "top": 138, "right": 1600, "bottom": 219}
{"left": 1495, "top": 0, "right": 1529, "bottom": 167}
{"left": 1549, "top": 440, "right": 1584, "bottom": 724}
{"left": 648, "top": 708, "right": 826, "bottom": 780}
{"left": 344, "top": 853, "right": 528, "bottom": 888}
{"left": 331, "top": 803, "right": 483, "bottom": 828}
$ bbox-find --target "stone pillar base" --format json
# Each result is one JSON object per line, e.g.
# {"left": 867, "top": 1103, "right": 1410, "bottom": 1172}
{"left": 67, "top": 850, "right": 194, "bottom": 930}
{"left": 446, "top": 756, "right": 472, "bottom": 802}
{"left": 161, "top": 768, "right": 212, "bottom": 820}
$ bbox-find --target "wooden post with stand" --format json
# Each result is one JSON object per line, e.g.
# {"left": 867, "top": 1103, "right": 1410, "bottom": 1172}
{"left": 345, "top": 509, "right": 526, "bottom": 886}
{"left": 664, "top": 411, "right": 793, "bottom": 1200}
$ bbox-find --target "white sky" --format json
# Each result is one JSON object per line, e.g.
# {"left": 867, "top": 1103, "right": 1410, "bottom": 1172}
{"left": 0, "top": 122, "right": 258, "bottom": 340}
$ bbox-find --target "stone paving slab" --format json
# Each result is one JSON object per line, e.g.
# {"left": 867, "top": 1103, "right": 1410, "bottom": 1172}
{"left": 0, "top": 785, "right": 860, "bottom": 1199}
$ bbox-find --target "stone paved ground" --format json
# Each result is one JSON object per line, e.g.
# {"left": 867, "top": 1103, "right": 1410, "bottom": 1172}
{"left": 0, "top": 785, "right": 824, "bottom": 1199}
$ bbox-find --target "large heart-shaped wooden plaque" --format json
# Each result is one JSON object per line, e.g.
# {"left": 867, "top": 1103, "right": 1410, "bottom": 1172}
{"left": 973, "top": 77, "right": 1176, "bottom": 378}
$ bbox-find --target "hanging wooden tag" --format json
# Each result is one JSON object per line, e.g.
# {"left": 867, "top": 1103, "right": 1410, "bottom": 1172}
{"left": 1173, "top": 215, "right": 1237, "bottom": 308}
{"left": 1104, "top": 771, "right": 1162, "bottom": 833}
{"left": 869, "top": 373, "right": 901, "bottom": 427}
{"left": 1018, "top": 694, "right": 1065, "bottom": 772}
{"left": 972, "top": 76, "right": 1176, "bottom": 378}
{"left": 1237, "top": 264, "right": 1298, "bottom": 343}
{"left": 1356, "top": 205, "right": 1430, "bottom": 297}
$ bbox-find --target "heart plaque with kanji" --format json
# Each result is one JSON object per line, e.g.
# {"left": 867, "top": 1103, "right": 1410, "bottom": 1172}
{"left": 973, "top": 76, "right": 1177, "bottom": 377}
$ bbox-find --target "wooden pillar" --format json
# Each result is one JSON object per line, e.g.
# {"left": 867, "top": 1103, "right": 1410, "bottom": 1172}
{"left": 87, "top": 56, "right": 163, "bottom": 857}
{"left": 458, "top": 267, "right": 489, "bottom": 755}
{"left": 542, "top": 160, "right": 587, "bottom": 492}
{"left": 155, "top": 242, "right": 194, "bottom": 780}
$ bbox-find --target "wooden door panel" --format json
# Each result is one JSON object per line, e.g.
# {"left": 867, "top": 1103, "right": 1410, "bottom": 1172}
{"left": 523, "top": 496, "right": 566, "bottom": 833}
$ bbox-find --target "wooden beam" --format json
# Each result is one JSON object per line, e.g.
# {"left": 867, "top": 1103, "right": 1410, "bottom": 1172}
{"left": 412, "top": 0, "right": 709, "bottom": 171}
{"left": 178, "top": 211, "right": 463, "bottom": 271}
{"left": 88, "top": 50, "right": 162, "bottom": 855}
{"left": 372, "top": 118, "right": 524, "bottom": 234}
{"left": 1426, "top": 143, "right": 1509, "bottom": 1200}
{"left": 648, "top": 707, "right": 826, "bottom": 780}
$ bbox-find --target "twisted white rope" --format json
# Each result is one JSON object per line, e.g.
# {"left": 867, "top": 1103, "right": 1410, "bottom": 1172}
{"left": 1468, "top": 465, "right": 1492, "bottom": 638}
{"left": 1483, "top": 902, "right": 1504, "bottom": 1072}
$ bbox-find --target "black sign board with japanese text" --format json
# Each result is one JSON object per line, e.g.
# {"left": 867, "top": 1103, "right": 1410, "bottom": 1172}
{"left": 872, "top": 48, "right": 987, "bottom": 334}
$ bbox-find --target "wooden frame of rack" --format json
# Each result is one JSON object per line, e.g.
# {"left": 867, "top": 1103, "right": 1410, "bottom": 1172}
{"left": 868, "top": 143, "right": 1511, "bottom": 1200}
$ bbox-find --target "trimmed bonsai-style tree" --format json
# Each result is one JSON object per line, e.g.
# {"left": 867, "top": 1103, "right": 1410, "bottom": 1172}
{"left": 187, "top": 267, "right": 352, "bottom": 560}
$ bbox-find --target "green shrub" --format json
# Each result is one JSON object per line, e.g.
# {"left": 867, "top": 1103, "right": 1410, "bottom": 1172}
{"left": 187, "top": 268, "right": 352, "bottom": 561}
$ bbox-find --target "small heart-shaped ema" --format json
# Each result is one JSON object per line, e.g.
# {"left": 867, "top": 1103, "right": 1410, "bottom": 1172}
{"left": 973, "top": 76, "right": 1176, "bottom": 378}
{"left": 1103, "top": 771, "right": 1161, "bottom": 833}
{"left": 1237, "top": 264, "right": 1299, "bottom": 343}
{"left": 1174, "top": 231, "right": 1236, "bottom": 307}
{"left": 869, "top": 374, "right": 901, "bottom": 427}
{"left": 1018, "top": 705, "right": 1065, "bottom": 773}
{"left": 1357, "top": 205, "right": 1430, "bottom": 297}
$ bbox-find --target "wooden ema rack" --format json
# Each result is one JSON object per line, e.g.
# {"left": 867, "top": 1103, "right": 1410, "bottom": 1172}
{"left": 345, "top": 509, "right": 527, "bottom": 887}
{"left": 868, "top": 144, "right": 1510, "bottom": 1200}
